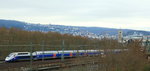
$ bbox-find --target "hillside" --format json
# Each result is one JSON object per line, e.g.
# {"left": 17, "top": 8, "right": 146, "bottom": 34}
{"left": 0, "top": 19, "right": 150, "bottom": 38}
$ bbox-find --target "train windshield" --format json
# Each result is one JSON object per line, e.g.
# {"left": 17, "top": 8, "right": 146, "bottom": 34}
{"left": 7, "top": 53, "right": 14, "bottom": 57}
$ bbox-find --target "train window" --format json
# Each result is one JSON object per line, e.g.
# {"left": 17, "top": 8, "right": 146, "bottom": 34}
{"left": 44, "top": 53, "right": 53, "bottom": 54}
{"left": 7, "top": 53, "right": 14, "bottom": 57}
{"left": 38, "top": 53, "right": 53, "bottom": 55}
{"left": 18, "top": 53, "right": 28, "bottom": 55}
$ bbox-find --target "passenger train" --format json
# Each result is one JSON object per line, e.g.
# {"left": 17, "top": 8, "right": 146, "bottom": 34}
{"left": 5, "top": 49, "right": 127, "bottom": 62}
{"left": 5, "top": 50, "right": 104, "bottom": 62}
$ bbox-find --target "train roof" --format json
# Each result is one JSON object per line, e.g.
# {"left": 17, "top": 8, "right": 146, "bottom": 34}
{"left": 58, "top": 50, "right": 74, "bottom": 53}
{"left": 10, "top": 52, "right": 30, "bottom": 54}
{"left": 35, "top": 51, "right": 58, "bottom": 53}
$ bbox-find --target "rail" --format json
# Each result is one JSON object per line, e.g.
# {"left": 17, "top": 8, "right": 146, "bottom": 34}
{"left": 0, "top": 56, "right": 102, "bottom": 71}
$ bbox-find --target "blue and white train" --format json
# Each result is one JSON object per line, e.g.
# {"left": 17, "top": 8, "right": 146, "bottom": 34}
{"left": 5, "top": 50, "right": 104, "bottom": 62}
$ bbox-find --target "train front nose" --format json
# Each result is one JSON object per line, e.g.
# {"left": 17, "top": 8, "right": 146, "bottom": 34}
{"left": 5, "top": 57, "right": 12, "bottom": 62}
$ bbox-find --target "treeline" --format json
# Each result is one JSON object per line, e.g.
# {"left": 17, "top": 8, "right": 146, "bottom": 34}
{"left": 100, "top": 41, "right": 148, "bottom": 71}
{"left": 0, "top": 27, "right": 90, "bottom": 45}
{"left": 0, "top": 27, "right": 120, "bottom": 49}
{"left": 72, "top": 41, "right": 149, "bottom": 71}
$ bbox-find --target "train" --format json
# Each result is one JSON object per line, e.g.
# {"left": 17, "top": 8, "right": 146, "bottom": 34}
{"left": 5, "top": 50, "right": 104, "bottom": 62}
{"left": 5, "top": 49, "right": 128, "bottom": 62}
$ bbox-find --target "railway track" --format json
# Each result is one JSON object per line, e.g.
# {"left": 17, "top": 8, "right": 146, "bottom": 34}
{"left": 0, "top": 61, "right": 4, "bottom": 64}
{"left": 0, "top": 60, "right": 5, "bottom": 64}
{"left": 0, "top": 56, "right": 101, "bottom": 71}
{"left": 0, "top": 57, "right": 78, "bottom": 70}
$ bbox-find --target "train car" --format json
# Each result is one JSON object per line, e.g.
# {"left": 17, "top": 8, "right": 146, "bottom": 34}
{"left": 58, "top": 50, "right": 75, "bottom": 57}
{"left": 5, "top": 52, "right": 33, "bottom": 62}
{"left": 33, "top": 51, "right": 58, "bottom": 59}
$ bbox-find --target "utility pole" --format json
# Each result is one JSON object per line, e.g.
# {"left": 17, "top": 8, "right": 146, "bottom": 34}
{"left": 30, "top": 42, "right": 33, "bottom": 71}
{"left": 42, "top": 40, "right": 45, "bottom": 61}
{"left": 61, "top": 40, "right": 64, "bottom": 62}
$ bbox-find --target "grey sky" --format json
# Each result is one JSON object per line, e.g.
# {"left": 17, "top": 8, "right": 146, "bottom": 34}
{"left": 0, "top": 0, "right": 150, "bottom": 31}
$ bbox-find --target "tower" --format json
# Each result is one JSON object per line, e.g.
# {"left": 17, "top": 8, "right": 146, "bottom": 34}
{"left": 118, "top": 29, "right": 123, "bottom": 43}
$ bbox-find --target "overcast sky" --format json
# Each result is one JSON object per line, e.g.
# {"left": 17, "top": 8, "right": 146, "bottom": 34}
{"left": 0, "top": 0, "right": 150, "bottom": 31}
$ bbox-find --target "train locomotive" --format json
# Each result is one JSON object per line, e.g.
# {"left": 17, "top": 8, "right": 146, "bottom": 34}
{"left": 5, "top": 50, "right": 103, "bottom": 62}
